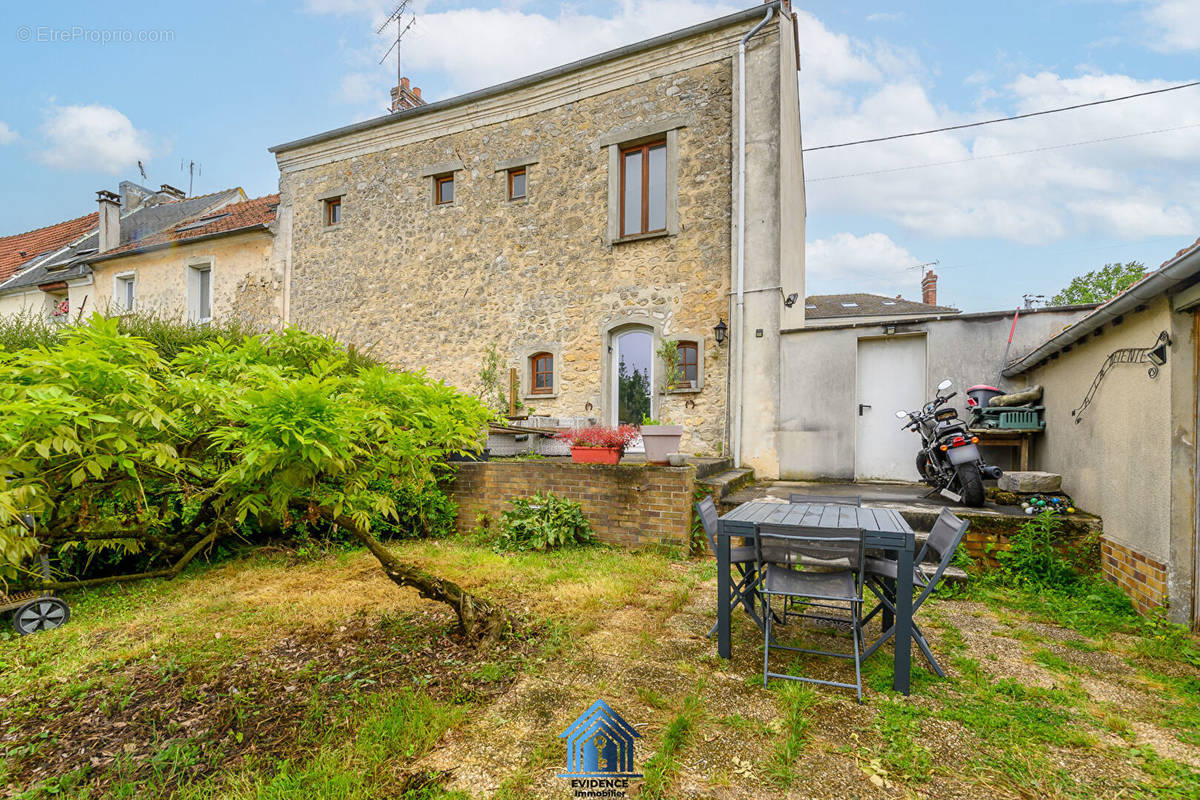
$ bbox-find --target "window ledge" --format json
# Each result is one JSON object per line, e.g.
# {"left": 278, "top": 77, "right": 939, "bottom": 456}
{"left": 507, "top": 197, "right": 528, "bottom": 205}
{"left": 321, "top": 224, "right": 342, "bottom": 233}
{"left": 613, "top": 230, "right": 672, "bottom": 246}
{"left": 524, "top": 392, "right": 558, "bottom": 400}
{"left": 666, "top": 386, "right": 702, "bottom": 394}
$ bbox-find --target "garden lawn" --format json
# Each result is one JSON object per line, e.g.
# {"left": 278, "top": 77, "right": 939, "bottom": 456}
{"left": 2, "top": 540, "right": 1199, "bottom": 799}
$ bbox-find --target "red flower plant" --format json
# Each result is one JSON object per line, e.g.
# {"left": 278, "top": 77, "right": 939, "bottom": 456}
{"left": 556, "top": 425, "right": 640, "bottom": 449}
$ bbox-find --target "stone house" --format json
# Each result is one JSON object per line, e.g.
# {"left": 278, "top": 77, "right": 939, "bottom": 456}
{"left": 1004, "top": 237, "right": 1200, "bottom": 627}
{"left": 0, "top": 182, "right": 265, "bottom": 324}
{"left": 269, "top": 2, "right": 805, "bottom": 469}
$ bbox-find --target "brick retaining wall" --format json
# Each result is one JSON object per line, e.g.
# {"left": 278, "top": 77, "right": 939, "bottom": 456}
{"left": 1101, "top": 539, "right": 1167, "bottom": 614}
{"left": 448, "top": 460, "right": 695, "bottom": 549}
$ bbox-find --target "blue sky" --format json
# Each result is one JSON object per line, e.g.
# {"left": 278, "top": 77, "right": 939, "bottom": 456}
{"left": 1, "top": 0, "right": 1197, "bottom": 311}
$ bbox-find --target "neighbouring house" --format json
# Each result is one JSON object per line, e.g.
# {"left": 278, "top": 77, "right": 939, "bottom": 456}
{"left": 269, "top": 2, "right": 805, "bottom": 465}
{"left": 804, "top": 269, "right": 960, "bottom": 327}
{"left": 1004, "top": 237, "right": 1200, "bottom": 627}
{"left": 778, "top": 269, "right": 1097, "bottom": 481}
{"left": 86, "top": 193, "right": 281, "bottom": 329}
{"left": 0, "top": 183, "right": 281, "bottom": 328}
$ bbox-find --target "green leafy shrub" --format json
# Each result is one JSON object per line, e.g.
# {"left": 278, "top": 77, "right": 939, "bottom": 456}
{"left": 495, "top": 492, "right": 595, "bottom": 552}
{"left": 371, "top": 482, "right": 458, "bottom": 540}
{"left": 995, "top": 510, "right": 1078, "bottom": 589}
{"left": 0, "top": 316, "right": 487, "bottom": 580}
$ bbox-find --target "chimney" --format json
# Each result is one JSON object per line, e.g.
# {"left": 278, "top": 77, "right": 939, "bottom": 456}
{"left": 390, "top": 76, "right": 426, "bottom": 112}
{"left": 158, "top": 183, "right": 186, "bottom": 200}
{"left": 921, "top": 269, "right": 938, "bottom": 306}
{"left": 96, "top": 190, "right": 121, "bottom": 253}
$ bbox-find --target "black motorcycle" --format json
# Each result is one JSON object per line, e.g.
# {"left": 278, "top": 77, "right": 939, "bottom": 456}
{"left": 896, "top": 379, "right": 1001, "bottom": 507}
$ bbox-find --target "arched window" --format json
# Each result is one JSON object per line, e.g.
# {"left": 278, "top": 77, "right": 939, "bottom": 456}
{"left": 676, "top": 341, "right": 698, "bottom": 388}
{"left": 530, "top": 352, "right": 554, "bottom": 394}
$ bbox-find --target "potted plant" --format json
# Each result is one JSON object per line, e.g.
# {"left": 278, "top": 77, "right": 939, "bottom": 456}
{"left": 557, "top": 425, "right": 640, "bottom": 465}
{"left": 639, "top": 339, "right": 686, "bottom": 465}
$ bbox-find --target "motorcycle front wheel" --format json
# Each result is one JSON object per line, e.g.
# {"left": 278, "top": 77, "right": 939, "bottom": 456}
{"left": 955, "top": 464, "right": 985, "bottom": 507}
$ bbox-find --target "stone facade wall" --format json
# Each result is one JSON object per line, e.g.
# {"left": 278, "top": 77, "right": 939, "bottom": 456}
{"left": 90, "top": 231, "right": 282, "bottom": 329}
{"left": 448, "top": 461, "right": 695, "bottom": 549}
{"left": 280, "top": 59, "right": 734, "bottom": 455}
{"left": 1102, "top": 538, "right": 1168, "bottom": 614}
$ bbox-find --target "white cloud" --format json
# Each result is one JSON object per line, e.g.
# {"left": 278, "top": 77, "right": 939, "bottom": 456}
{"left": 311, "top": 1, "right": 747, "bottom": 101}
{"left": 1142, "top": 0, "right": 1200, "bottom": 53}
{"left": 37, "top": 104, "right": 152, "bottom": 174}
{"left": 309, "top": 1, "right": 1200, "bottom": 252}
{"left": 0, "top": 122, "right": 17, "bottom": 145}
{"left": 805, "top": 232, "right": 920, "bottom": 296}
{"left": 865, "top": 12, "right": 902, "bottom": 23}
{"left": 801, "top": 49, "right": 1200, "bottom": 244}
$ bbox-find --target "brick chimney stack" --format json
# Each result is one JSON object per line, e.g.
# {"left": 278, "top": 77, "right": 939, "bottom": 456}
{"left": 390, "top": 77, "right": 425, "bottom": 112}
{"left": 921, "top": 269, "right": 938, "bottom": 306}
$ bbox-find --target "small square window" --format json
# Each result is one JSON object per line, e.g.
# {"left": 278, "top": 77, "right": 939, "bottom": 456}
{"left": 435, "top": 174, "right": 454, "bottom": 205}
{"left": 675, "top": 341, "right": 698, "bottom": 388}
{"left": 530, "top": 352, "right": 553, "bottom": 394}
{"left": 324, "top": 197, "right": 342, "bottom": 226}
{"left": 508, "top": 168, "right": 527, "bottom": 201}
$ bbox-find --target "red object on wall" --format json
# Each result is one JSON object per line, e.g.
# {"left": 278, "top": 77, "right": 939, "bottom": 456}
{"left": 569, "top": 446, "right": 623, "bottom": 465}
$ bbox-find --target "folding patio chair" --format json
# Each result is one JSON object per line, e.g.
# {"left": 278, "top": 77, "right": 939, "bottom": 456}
{"left": 696, "top": 497, "right": 762, "bottom": 637}
{"left": 755, "top": 522, "right": 866, "bottom": 702}
{"left": 861, "top": 507, "right": 969, "bottom": 677}
{"left": 788, "top": 492, "right": 862, "bottom": 506}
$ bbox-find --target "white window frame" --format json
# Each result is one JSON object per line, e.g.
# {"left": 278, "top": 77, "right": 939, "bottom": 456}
{"left": 113, "top": 271, "right": 137, "bottom": 314}
{"left": 186, "top": 258, "right": 213, "bottom": 324}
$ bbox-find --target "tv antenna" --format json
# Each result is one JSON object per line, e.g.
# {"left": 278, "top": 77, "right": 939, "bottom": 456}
{"left": 377, "top": 1, "right": 416, "bottom": 88}
{"left": 905, "top": 260, "right": 939, "bottom": 273}
{"left": 180, "top": 159, "right": 202, "bottom": 197}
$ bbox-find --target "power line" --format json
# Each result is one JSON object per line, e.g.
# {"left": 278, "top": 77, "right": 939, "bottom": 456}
{"left": 805, "top": 122, "right": 1200, "bottom": 182}
{"left": 802, "top": 80, "right": 1200, "bottom": 152}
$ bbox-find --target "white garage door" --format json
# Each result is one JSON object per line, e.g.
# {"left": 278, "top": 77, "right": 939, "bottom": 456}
{"left": 855, "top": 335, "right": 926, "bottom": 481}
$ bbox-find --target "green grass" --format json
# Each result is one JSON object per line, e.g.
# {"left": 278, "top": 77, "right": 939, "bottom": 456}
{"left": 640, "top": 688, "right": 704, "bottom": 799}
{"left": 765, "top": 683, "right": 817, "bottom": 787}
{"left": 870, "top": 697, "right": 932, "bottom": 783}
{"left": 7, "top": 536, "right": 1200, "bottom": 800}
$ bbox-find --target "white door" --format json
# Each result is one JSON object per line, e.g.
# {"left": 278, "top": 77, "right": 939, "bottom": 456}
{"left": 855, "top": 335, "right": 926, "bottom": 481}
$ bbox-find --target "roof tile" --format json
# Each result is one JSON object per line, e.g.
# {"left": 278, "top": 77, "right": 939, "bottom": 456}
{"left": 0, "top": 213, "right": 98, "bottom": 283}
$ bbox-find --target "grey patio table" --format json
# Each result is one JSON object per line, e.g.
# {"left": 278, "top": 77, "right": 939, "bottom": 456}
{"left": 715, "top": 501, "right": 917, "bottom": 695}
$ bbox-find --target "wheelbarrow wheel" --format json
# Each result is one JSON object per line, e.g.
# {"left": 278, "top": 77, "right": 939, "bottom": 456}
{"left": 12, "top": 597, "right": 70, "bottom": 635}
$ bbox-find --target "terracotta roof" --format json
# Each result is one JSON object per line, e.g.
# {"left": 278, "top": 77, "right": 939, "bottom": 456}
{"left": 805, "top": 293, "right": 959, "bottom": 319}
{"left": 0, "top": 212, "right": 98, "bottom": 283}
{"left": 96, "top": 194, "right": 278, "bottom": 258}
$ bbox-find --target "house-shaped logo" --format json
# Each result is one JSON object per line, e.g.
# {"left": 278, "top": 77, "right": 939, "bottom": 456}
{"left": 558, "top": 698, "right": 642, "bottom": 777}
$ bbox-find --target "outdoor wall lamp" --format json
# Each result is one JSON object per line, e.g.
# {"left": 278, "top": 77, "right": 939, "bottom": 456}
{"left": 784, "top": 292, "right": 799, "bottom": 308}
{"left": 713, "top": 319, "right": 727, "bottom": 345}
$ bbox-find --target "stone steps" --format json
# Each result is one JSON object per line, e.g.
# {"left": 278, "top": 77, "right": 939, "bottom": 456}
{"left": 688, "top": 456, "right": 733, "bottom": 480}
{"left": 697, "top": 467, "right": 756, "bottom": 500}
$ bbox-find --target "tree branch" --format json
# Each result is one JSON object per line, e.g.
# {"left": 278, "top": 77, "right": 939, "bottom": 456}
{"left": 291, "top": 500, "right": 509, "bottom": 645}
{"left": 33, "top": 528, "right": 220, "bottom": 591}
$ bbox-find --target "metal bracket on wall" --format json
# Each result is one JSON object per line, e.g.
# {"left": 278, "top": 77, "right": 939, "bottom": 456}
{"left": 1071, "top": 330, "right": 1171, "bottom": 423}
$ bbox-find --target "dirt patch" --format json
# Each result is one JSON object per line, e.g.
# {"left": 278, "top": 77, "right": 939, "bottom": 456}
{"left": 0, "top": 609, "right": 533, "bottom": 797}
{"left": 934, "top": 604, "right": 1062, "bottom": 689}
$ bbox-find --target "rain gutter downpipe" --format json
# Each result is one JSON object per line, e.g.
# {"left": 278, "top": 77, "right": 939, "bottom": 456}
{"left": 733, "top": 3, "right": 775, "bottom": 469}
